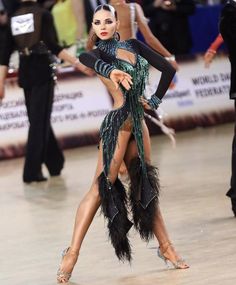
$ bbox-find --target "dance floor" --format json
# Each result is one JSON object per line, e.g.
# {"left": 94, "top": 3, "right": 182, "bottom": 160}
{"left": 1, "top": 123, "right": 236, "bottom": 285}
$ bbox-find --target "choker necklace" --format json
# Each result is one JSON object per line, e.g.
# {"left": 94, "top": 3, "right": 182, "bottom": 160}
{"left": 97, "top": 38, "right": 134, "bottom": 58}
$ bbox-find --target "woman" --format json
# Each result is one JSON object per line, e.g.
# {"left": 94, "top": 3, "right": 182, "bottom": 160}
{"left": 87, "top": 0, "right": 178, "bottom": 70}
{"left": 57, "top": 5, "right": 189, "bottom": 283}
{"left": 88, "top": 0, "right": 177, "bottom": 174}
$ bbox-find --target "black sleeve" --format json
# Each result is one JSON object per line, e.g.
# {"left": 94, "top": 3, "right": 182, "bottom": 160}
{"left": 79, "top": 49, "right": 116, "bottom": 78}
{"left": 175, "top": 0, "right": 196, "bottom": 16}
{"left": 141, "top": 0, "right": 156, "bottom": 17}
{"left": 0, "top": 25, "right": 15, "bottom": 66}
{"left": 132, "top": 39, "right": 176, "bottom": 100}
{"left": 41, "top": 11, "right": 63, "bottom": 56}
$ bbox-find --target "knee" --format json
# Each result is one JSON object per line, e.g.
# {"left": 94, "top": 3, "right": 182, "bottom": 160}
{"left": 107, "top": 173, "right": 118, "bottom": 185}
{"left": 87, "top": 183, "right": 101, "bottom": 203}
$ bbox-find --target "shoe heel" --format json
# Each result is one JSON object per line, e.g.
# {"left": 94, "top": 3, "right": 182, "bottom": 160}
{"left": 157, "top": 245, "right": 189, "bottom": 270}
{"left": 157, "top": 247, "right": 170, "bottom": 269}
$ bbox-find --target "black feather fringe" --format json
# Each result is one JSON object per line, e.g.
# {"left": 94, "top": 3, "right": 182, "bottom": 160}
{"left": 129, "top": 157, "right": 160, "bottom": 242}
{"left": 98, "top": 172, "right": 133, "bottom": 262}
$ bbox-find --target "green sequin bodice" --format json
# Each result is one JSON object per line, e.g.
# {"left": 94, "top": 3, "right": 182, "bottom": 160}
{"left": 98, "top": 39, "right": 149, "bottom": 175}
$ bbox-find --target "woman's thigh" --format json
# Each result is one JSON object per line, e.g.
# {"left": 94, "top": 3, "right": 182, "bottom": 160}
{"left": 91, "top": 129, "right": 132, "bottom": 187}
{"left": 124, "top": 121, "right": 151, "bottom": 168}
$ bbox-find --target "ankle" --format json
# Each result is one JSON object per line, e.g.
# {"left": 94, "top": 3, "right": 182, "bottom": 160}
{"left": 68, "top": 247, "right": 79, "bottom": 257}
{"left": 159, "top": 240, "right": 172, "bottom": 252}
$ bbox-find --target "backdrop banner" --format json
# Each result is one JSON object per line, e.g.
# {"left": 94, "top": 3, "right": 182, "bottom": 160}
{"left": 0, "top": 55, "right": 233, "bottom": 159}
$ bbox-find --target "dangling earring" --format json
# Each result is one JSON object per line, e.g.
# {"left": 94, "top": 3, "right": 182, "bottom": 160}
{"left": 114, "top": 31, "right": 120, "bottom": 41}
{"left": 91, "top": 32, "right": 98, "bottom": 43}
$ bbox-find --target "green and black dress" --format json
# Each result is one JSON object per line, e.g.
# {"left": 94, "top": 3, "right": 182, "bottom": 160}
{"left": 79, "top": 38, "right": 175, "bottom": 261}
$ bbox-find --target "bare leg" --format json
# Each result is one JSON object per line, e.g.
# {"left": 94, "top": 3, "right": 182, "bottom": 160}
{"left": 57, "top": 130, "right": 132, "bottom": 283}
{"left": 124, "top": 122, "right": 189, "bottom": 269}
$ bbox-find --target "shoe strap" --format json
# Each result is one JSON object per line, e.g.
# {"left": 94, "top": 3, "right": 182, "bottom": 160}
{"left": 159, "top": 241, "right": 172, "bottom": 255}
{"left": 57, "top": 269, "right": 72, "bottom": 279}
{"left": 62, "top": 247, "right": 79, "bottom": 258}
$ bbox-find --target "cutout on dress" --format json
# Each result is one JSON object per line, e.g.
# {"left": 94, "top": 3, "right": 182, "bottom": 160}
{"left": 116, "top": 48, "right": 136, "bottom": 66}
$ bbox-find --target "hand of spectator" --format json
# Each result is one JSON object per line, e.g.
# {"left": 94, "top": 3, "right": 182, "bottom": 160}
{"left": 153, "top": 0, "right": 164, "bottom": 8}
{"left": 110, "top": 69, "right": 133, "bottom": 90}
{"left": 204, "top": 50, "right": 216, "bottom": 68}
{"left": 0, "top": 11, "right": 8, "bottom": 25}
{"left": 169, "top": 59, "right": 179, "bottom": 71}
{"left": 0, "top": 83, "right": 5, "bottom": 102}
{"left": 162, "top": 0, "right": 177, "bottom": 11}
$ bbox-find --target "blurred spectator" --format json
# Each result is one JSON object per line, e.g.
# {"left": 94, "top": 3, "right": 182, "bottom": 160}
{"left": 204, "top": 33, "right": 224, "bottom": 67}
{"left": 0, "top": 0, "right": 91, "bottom": 183}
{"left": 0, "top": 1, "right": 7, "bottom": 25}
{"left": 51, "top": 0, "right": 86, "bottom": 47}
{"left": 1, "top": 0, "right": 20, "bottom": 15}
{"left": 142, "top": 0, "right": 196, "bottom": 56}
{"left": 83, "top": 0, "right": 107, "bottom": 33}
{"left": 219, "top": 0, "right": 236, "bottom": 217}
{"left": 38, "top": 0, "right": 56, "bottom": 10}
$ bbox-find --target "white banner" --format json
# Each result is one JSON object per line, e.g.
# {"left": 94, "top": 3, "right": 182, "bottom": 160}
{"left": 0, "top": 54, "right": 233, "bottom": 158}
{"left": 0, "top": 74, "right": 112, "bottom": 147}
{"left": 147, "top": 55, "right": 233, "bottom": 120}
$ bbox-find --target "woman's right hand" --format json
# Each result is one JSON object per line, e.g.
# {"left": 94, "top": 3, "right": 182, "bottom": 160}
{"left": 110, "top": 69, "right": 133, "bottom": 90}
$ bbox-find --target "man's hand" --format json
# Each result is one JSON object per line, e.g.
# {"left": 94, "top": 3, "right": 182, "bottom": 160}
{"left": 168, "top": 59, "right": 179, "bottom": 71}
{"left": 153, "top": 0, "right": 163, "bottom": 8}
{"left": 0, "top": 65, "right": 9, "bottom": 101}
{"left": 0, "top": 83, "right": 5, "bottom": 102}
{"left": 110, "top": 69, "right": 133, "bottom": 90}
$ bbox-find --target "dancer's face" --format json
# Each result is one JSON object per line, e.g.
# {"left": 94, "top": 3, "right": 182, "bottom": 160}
{"left": 92, "top": 9, "right": 119, "bottom": 40}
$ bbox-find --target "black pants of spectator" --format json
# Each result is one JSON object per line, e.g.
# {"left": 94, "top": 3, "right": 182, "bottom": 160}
{"left": 226, "top": 100, "right": 236, "bottom": 216}
{"left": 23, "top": 80, "right": 64, "bottom": 181}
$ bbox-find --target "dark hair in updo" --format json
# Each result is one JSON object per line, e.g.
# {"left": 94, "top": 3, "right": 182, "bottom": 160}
{"left": 93, "top": 4, "right": 118, "bottom": 20}
{"left": 86, "top": 4, "right": 119, "bottom": 50}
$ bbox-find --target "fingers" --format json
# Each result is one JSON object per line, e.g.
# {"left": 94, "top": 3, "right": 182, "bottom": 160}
{"left": 125, "top": 75, "right": 133, "bottom": 86}
{"left": 139, "top": 96, "right": 151, "bottom": 110}
{"left": 119, "top": 72, "right": 133, "bottom": 90}
{"left": 120, "top": 78, "right": 131, "bottom": 90}
{"left": 204, "top": 52, "right": 214, "bottom": 68}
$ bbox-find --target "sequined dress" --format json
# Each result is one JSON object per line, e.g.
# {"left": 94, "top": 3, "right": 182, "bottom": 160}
{"left": 79, "top": 38, "right": 175, "bottom": 261}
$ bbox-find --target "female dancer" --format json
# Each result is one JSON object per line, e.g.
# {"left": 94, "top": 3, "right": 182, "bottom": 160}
{"left": 87, "top": 0, "right": 178, "bottom": 70}
{"left": 88, "top": 0, "right": 177, "bottom": 174}
{"left": 57, "top": 4, "right": 189, "bottom": 283}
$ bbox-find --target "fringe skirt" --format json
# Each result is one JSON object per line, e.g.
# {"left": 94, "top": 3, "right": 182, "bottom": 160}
{"left": 98, "top": 157, "right": 160, "bottom": 262}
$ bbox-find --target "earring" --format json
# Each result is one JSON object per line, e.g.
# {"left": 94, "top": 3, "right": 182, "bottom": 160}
{"left": 91, "top": 32, "right": 98, "bottom": 43}
{"left": 114, "top": 31, "right": 120, "bottom": 41}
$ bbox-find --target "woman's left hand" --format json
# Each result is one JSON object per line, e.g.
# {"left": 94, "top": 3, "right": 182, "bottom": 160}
{"left": 139, "top": 96, "right": 152, "bottom": 110}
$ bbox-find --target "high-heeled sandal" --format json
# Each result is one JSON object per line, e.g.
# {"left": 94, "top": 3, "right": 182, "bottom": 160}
{"left": 157, "top": 242, "right": 189, "bottom": 269}
{"left": 57, "top": 247, "right": 78, "bottom": 283}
